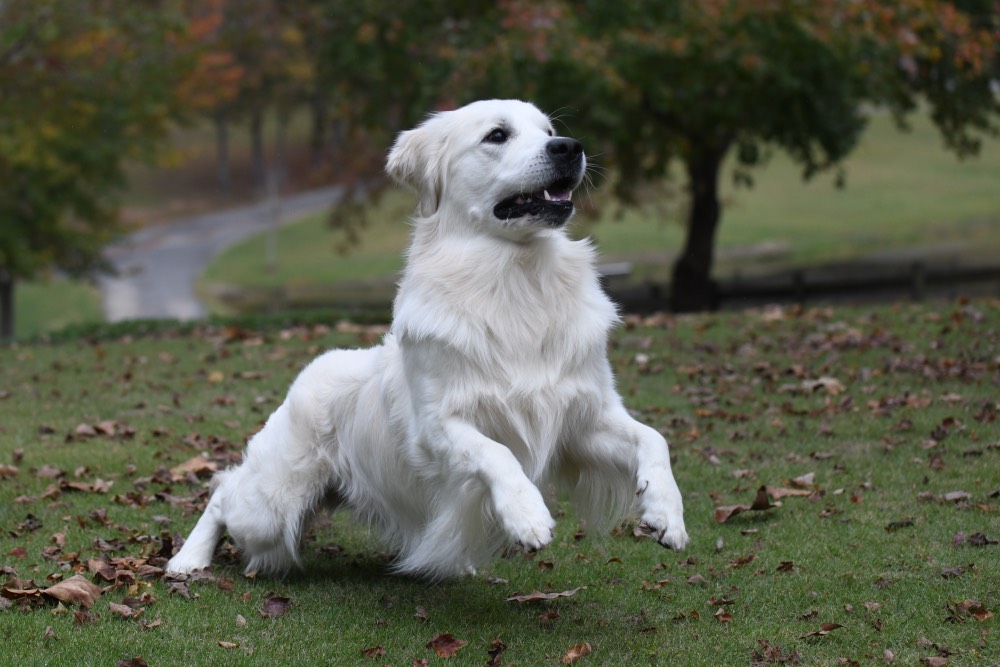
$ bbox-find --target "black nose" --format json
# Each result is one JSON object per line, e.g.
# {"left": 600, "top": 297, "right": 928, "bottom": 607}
{"left": 547, "top": 138, "right": 583, "bottom": 162}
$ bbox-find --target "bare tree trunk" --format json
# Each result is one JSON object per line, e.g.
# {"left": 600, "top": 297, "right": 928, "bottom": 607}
{"left": 214, "top": 110, "right": 231, "bottom": 198}
{"left": 309, "top": 94, "right": 328, "bottom": 171}
{"left": 669, "top": 142, "right": 729, "bottom": 313}
{"left": 0, "top": 271, "right": 14, "bottom": 342}
{"left": 250, "top": 108, "right": 266, "bottom": 194}
{"left": 274, "top": 109, "right": 289, "bottom": 191}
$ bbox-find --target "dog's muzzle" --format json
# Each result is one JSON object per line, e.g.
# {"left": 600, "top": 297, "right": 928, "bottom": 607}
{"left": 493, "top": 138, "right": 585, "bottom": 227}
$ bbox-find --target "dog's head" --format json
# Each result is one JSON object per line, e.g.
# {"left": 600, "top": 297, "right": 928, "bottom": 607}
{"left": 387, "top": 100, "right": 585, "bottom": 234}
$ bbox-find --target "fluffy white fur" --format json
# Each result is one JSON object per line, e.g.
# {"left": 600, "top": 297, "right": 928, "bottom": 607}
{"left": 166, "top": 99, "right": 688, "bottom": 580}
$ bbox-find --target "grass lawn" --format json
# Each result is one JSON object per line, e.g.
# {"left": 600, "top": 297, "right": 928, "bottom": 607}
{"left": 1, "top": 302, "right": 997, "bottom": 665}
{"left": 200, "top": 111, "right": 1000, "bottom": 310}
{"left": 12, "top": 278, "right": 104, "bottom": 342}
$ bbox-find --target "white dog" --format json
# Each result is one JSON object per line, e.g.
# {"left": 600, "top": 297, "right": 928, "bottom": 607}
{"left": 166, "top": 99, "right": 687, "bottom": 580}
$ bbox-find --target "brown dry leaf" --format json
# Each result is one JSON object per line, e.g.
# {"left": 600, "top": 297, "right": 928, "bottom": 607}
{"left": 360, "top": 645, "right": 385, "bottom": 659}
{"left": 0, "top": 464, "right": 18, "bottom": 479}
{"left": 800, "top": 623, "right": 844, "bottom": 639}
{"left": 920, "top": 658, "right": 948, "bottom": 667}
{"left": 715, "top": 486, "right": 779, "bottom": 522}
{"left": 426, "top": 632, "right": 466, "bottom": 658}
{"left": 767, "top": 486, "right": 813, "bottom": 500}
{"left": 789, "top": 472, "right": 816, "bottom": 488}
{"left": 42, "top": 574, "right": 102, "bottom": 608}
{"left": 170, "top": 456, "right": 219, "bottom": 482}
{"left": 486, "top": 637, "right": 507, "bottom": 666}
{"left": 714, "top": 607, "right": 733, "bottom": 623}
{"left": 217, "top": 641, "right": 239, "bottom": 650}
{"left": 506, "top": 587, "right": 585, "bottom": 603}
{"left": 115, "top": 658, "right": 149, "bottom": 667}
{"left": 108, "top": 602, "right": 143, "bottom": 619}
{"left": 260, "top": 596, "right": 291, "bottom": 618}
{"left": 414, "top": 605, "right": 428, "bottom": 622}
{"left": 561, "top": 642, "right": 592, "bottom": 664}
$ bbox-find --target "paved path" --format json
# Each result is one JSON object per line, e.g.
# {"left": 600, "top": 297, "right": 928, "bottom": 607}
{"left": 99, "top": 186, "right": 344, "bottom": 322}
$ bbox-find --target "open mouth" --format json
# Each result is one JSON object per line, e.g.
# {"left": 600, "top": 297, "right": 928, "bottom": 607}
{"left": 493, "top": 176, "right": 577, "bottom": 225}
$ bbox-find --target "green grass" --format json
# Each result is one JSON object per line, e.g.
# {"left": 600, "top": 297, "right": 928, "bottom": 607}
{"left": 1, "top": 302, "right": 997, "bottom": 665}
{"left": 12, "top": 278, "right": 104, "bottom": 341}
{"left": 201, "top": 111, "right": 1000, "bottom": 308}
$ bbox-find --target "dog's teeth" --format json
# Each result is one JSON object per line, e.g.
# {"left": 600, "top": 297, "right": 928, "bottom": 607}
{"left": 543, "top": 189, "right": 551, "bottom": 201}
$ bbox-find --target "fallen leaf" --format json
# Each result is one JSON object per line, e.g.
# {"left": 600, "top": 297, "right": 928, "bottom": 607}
{"left": 967, "top": 532, "right": 997, "bottom": 546}
{"left": 115, "top": 658, "right": 149, "bottom": 667}
{"left": 486, "top": 637, "right": 507, "bottom": 666}
{"left": 506, "top": 587, "right": 585, "bottom": 603}
{"left": 260, "top": 596, "right": 291, "bottom": 618}
{"left": 170, "top": 456, "right": 219, "bottom": 482}
{"left": 217, "top": 641, "right": 239, "bottom": 650}
{"left": 561, "top": 642, "right": 592, "bottom": 664}
{"left": 42, "top": 574, "right": 102, "bottom": 608}
{"left": 920, "top": 658, "right": 948, "bottom": 667}
{"left": 361, "top": 645, "right": 385, "bottom": 659}
{"left": 800, "top": 623, "right": 844, "bottom": 638}
{"left": 426, "top": 633, "right": 466, "bottom": 658}
{"left": 715, "top": 486, "right": 779, "bottom": 522}
{"left": 714, "top": 607, "right": 733, "bottom": 623}
{"left": 767, "top": 486, "right": 812, "bottom": 500}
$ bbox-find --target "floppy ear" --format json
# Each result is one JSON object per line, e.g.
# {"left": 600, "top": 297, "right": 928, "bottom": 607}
{"left": 386, "top": 119, "right": 446, "bottom": 217}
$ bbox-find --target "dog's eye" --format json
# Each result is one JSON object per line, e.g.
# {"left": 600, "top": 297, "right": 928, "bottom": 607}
{"left": 484, "top": 128, "right": 508, "bottom": 144}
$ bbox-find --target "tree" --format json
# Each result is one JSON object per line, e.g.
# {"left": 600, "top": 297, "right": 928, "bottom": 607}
{"left": 0, "top": 0, "right": 192, "bottom": 340}
{"left": 526, "top": 0, "right": 1000, "bottom": 310}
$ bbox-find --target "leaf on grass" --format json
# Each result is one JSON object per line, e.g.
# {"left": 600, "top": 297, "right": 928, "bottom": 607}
{"left": 715, "top": 486, "right": 779, "bottom": 522}
{"left": 170, "top": 456, "right": 219, "bottom": 482}
{"left": 361, "top": 645, "right": 385, "bottom": 659}
{"left": 260, "top": 596, "right": 291, "bottom": 618}
{"left": 506, "top": 587, "right": 585, "bottom": 603}
{"left": 561, "top": 642, "right": 592, "bottom": 664}
{"left": 800, "top": 623, "right": 844, "bottom": 639}
{"left": 426, "top": 633, "right": 466, "bottom": 658}
{"left": 967, "top": 532, "right": 997, "bottom": 546}
{"left": 217, "top": 641, "right": 239, "bottom": 650}
{"left": 42, "top": 574, "right": 101, "bottom": 608}
{"left": 714, "top": 607, "right": 733, "bottom": 623}
{"left": 767, "top": 486, "right": 812, "bottom": 500}
{"left": 115, "top": 658, "right": 149, "bottom": 667}
{"left": 751, "top": 639, "right": 800, "bottom": 664}
{"left": 789, "top": 472, "right": 816, "bottom": 488}
{"left": 920, "top": 658, "right": 948, "bottom": 667}
{"left": 945, "top": 600, "right": 993, "bottom": 622}
{"left": 0, "top": 464, "right": 19, "bottom": 479}
{"left": 108, "top": 602, "right": 144, "bottom": 619}
{"left": 486, "top": 637, "right": 507, "bottom": 666}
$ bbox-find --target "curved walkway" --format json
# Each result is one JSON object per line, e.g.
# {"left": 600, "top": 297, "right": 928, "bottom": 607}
{"left": 99, "top": 186, "right": 344, "bottom": 322}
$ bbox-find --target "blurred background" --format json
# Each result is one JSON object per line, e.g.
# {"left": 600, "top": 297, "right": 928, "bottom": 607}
{"left": 1, "top": 0, "right": 998, "bottom": 341}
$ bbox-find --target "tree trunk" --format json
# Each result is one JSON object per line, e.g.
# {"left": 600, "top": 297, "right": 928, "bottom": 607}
{"left": 214, "top": 110, "right": 231, "bottom": 198}
{"left": 309, "top": 94, "right": 328, "bottom": 171}
{"left": 669, "top": 143, "right": 729, "bottom": 312}
{"left": 0, "top": 272, "right": 14, "bottom": 342}
{"left": 274, "top": 109, "right": 289, "bottom": 192}
{"left": 250, "top": 108, "right": 266, "bottom": 195}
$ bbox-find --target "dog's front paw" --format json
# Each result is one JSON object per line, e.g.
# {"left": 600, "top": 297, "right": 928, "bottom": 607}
{"left": 637, "top": 518, "right": 689, "bottom": 551}
{"left": 494, "top": 486, "right": 556, "bottom": 552}
{"left": 165, "top": 553, "right": 211, "bottom": 575}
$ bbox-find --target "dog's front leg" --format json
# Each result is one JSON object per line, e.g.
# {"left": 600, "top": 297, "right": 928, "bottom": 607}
{"left": 586, "top": 402, "right": 689, "bottom": 550}
{"left": 433, "top": 419, "right": 556, "bottom": 551}
{"left": 166, "top": 491, "right": 225, "bottom": 574}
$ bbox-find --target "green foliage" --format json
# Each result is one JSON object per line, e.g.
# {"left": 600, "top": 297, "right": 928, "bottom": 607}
{"left": 0, "top": 0, "right": 189, "bottom": 282}
{"left": 0, "top": 302, "right": 997, "bottom": 664}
